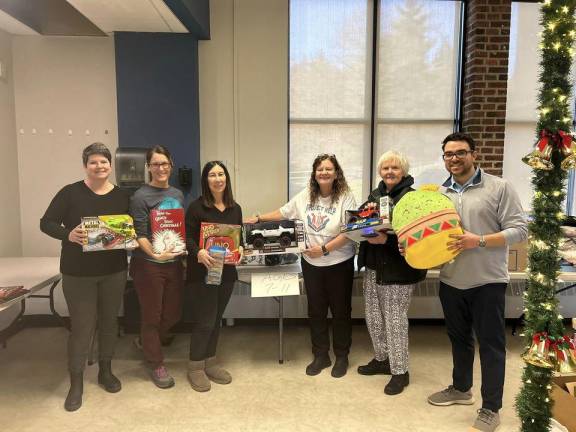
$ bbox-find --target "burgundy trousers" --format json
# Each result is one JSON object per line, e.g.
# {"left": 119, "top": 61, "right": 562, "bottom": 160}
{"left": 130, "top": 257, "right": 183, "bottom": 368}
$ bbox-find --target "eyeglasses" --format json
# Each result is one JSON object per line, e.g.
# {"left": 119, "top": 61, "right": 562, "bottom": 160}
{"left": 442, "top": 150, "right": 474, "bottom": 160}
{"left": 148, "top": 162, "right": 172, "bottom": 169}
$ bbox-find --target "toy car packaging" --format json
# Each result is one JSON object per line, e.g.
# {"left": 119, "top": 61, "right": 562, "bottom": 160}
{"left": 243, "top": 219, "right": 306, "bottom": 256}
{"left": 150, "top": 208, "right": 186, "bottom": 254}
{"left": 392, "top": 184, "right": 463, "bottom": 269}
{"left": 199, "top": 223, "right": 242, "bottom": 264}
{"left": 340, "top": 201, "right": 392, "bottom": 243}
{"left": 82, "top": 214, "right": 138, "bottom": 252}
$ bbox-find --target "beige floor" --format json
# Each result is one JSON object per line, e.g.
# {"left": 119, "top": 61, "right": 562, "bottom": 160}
{"left": 0, "top": 324, "right": 524, "bottom": 432}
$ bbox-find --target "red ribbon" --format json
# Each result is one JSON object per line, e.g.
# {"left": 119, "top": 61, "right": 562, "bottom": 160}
{"left": 537, "top": 129, "right": 574, "bottom": 151}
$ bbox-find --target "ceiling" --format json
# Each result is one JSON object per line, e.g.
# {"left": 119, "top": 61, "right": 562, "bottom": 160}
{"left": 0, "top": 0, "right": 189, "bottom": 36}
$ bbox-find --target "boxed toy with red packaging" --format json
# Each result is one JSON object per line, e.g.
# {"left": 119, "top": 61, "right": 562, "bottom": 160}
{"left": 199, "top": 222, "right": 242, "bottom": 264}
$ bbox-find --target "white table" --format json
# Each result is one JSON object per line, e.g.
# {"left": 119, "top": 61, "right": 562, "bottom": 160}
{"left": 237, "top": 262, "right": 302, "bottom": 364}
{"left": 0, "top": 257, "right": 62, "bottom": 347}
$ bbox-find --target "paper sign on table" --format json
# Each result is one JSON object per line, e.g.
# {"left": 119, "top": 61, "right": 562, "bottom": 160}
{"left": 251, "top": 273, "right": 300, "bottom": 297}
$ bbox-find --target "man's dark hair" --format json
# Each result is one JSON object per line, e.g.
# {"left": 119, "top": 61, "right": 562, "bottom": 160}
{"left": 442, "top": 132, "right": 476, "bottom": 152}
{"left": 82, "top": 142, "right": 111, "bottom": 166}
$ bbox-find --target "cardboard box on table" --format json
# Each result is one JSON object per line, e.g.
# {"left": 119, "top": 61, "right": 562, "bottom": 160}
{"left": 552, "top": 375, "right": 576, "bottom": 431}
{"left": 508, "top": 240, "right": 528, "bottom": 272}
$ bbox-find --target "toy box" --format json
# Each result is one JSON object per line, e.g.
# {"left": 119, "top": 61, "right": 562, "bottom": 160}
{"left": 341, "top": 199, "right": 392, "bottom": 243}
{"left": 150, "top": 208, "right": 186, "bottom": 254}
{"left": 243, "top": 220, "right": 306, "bottom": 256}
{"left": 82, "top": 214, "right": 138, "bottom": 252}
{"left": 199, "top": 222, "right": 242, "bottom": 264}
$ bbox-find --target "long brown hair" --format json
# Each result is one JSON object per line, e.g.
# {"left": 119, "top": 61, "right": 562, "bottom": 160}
{"left": 308, "top": 154, "right": 350, "bottom": 205}
{"left": 201, "top": 161, "right": 235, "bottom": 208}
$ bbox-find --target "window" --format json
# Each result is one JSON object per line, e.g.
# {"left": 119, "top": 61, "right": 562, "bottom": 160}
{"left": 289, "top": 0, "right": 463, "bottom": 202}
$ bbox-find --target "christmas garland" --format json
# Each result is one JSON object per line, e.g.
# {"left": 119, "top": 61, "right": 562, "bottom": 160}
{"left": 516, "top": 1, "right": 576, "bottom": 430}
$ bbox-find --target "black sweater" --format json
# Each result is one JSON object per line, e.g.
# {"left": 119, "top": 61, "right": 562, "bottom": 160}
{"left": 40, "top": 181, "right": 130, "bottom": 276}
{"left": 185, "top": 197, "right": 243, "bottom": 283}
{"left": 357, "top": 176, "right": 427, "bottom": 285}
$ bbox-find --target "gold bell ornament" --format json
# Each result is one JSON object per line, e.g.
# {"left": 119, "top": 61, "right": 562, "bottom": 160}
{"left": 558, "top": 130, "right": 576, "bottom": 170}
{"left": 522, "top": 332, "right": 554, "bottom": 369}
{"left": 522, "top": 130, "right": 554, "bottom": 170}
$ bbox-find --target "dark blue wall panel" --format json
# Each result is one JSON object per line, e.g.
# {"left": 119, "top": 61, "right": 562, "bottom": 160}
{"left": 115, "top": 32, "right": 200, "bottom": 201}
{"left": 163, "top": 0, "right": 210, "bottom": 40}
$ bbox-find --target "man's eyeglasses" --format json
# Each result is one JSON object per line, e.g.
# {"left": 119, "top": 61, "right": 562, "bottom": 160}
{"left": 148, "top": 162, "right": 172, "bottom": 169}
{"left": 442, "top": 150, "right": 474, "bottom": 160}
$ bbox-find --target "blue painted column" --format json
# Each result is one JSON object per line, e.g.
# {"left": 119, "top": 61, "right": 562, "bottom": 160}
{"left": 114, "top": 32, "right": 201, "bottom": 201}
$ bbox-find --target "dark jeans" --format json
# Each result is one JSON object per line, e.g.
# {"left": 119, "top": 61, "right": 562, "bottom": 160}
{"left": 188, "top": 280, "right": 235, "bottom": 361}
{"left": 62, "top": 270, "right": 127, "bottom": 373}
{"left": 302, "top": 257, "right": 354, "bottom": 358}
{"left": 439, "top": 281, "right": 507, "bottom": 412}
{"left": 130, "top": 257, "right": 183, "bottom": 368}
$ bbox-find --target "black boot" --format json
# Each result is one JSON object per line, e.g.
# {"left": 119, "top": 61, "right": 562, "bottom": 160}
{"left": 331, "top": 356, "right": 349, "bottom": 378}
{"left": 305, "top": 354, "right": 332, "bottom": 376}
{"left": 357, "top": 358, "right": 391, "bottom": 375}
{"left": 98, "top": 360, "right": 122, "bottom": 393}
{"left": 384, "top": 372, "right": 409, "bottom": 395}
{"left": 64, "top": 372, "right": 83, "bottom": 412}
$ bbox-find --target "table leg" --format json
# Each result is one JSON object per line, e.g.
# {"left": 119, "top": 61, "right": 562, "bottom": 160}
{"left": 278, "top": 296, "right": 284, "bottom": 364}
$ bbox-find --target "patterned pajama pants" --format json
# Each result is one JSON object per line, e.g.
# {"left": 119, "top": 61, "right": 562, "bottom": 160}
{"left": 363, "top": 269, "right": 414, "bottom": 375}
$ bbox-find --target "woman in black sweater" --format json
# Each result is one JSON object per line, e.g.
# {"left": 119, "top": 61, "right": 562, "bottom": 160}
{"left": 40, "top": 143, "right": 130, "bottom": 412}
{"left": 356, "top": 150, "right": 426, "bottom": 395}
{"left": 185, "top": 161, "right": 242, "bottom": 392}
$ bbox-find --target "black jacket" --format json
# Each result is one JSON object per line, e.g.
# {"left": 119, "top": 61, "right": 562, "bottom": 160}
{"left": 357, "top": 176, "right": 427, "bottom": 285}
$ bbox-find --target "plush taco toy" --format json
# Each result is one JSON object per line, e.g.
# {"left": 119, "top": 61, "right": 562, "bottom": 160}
{"left": 391, "top": 184, "right": 463, "bottom": 269}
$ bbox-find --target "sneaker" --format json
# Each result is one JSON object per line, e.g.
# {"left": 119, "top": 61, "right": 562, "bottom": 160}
{"left": 331, "top": 356, "right": 349, "bottom": 378}
{"left": 357, "top": 358, "right": 391, "bottom": 375}
{"left": 471, "top": 408, "right": 500, "bottom": 432}
{"left": 150, "top": 365, "right": 175, "bottom": 389}
{"left": 427, "top": 385, "right": 475, "bottom": 406}
{"left": 384, "top": 372, "right": 409, "bottom": 395}
{"left": 305, "top": 354, "right": 332, "bottom": 376}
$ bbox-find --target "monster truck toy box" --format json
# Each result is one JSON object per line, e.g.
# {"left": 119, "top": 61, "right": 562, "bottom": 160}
{"left": 243, "top": 220, "right": 306, "bottom": 256}
{"left": 82, "top": 214, "right": 138, "bottom": 252}
{"left": 341, "top": 206, "right": 392, "bottom": 243}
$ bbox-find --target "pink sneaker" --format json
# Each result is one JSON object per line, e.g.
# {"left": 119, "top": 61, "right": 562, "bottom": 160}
{"left": 150, "top": 365, "right": 175, "bottom": 389}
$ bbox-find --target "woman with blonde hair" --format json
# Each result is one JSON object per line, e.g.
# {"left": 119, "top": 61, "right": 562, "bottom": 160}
{"left": 357, "top": 150, "right": 426, "bottom": 395}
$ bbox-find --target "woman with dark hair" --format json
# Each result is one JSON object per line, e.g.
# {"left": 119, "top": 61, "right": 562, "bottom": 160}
{"left": 185, "top": 161, "right": 242, "bottom": 392}
{"left": 129, "top": 145, "right": 185, "bottom": 389}
{"left": 40, "top": 142, "right": 130, "bottom": 411}
{"left": 245, "top": 154, "right": 357, "bottom": 377}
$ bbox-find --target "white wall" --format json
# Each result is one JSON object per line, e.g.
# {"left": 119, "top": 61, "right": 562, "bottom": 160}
{"left": 0, "top": 29, "right": 22, "bottom": 257}
{"left": 199, "top": 0, "right": 288, "bottom": 217}
{"left": 12, "top": 36, "right": 118, "bottom": 257}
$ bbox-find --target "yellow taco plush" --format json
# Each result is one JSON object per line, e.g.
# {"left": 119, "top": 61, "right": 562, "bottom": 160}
{"left": 391, "top": 184, "right": 463, "bottom": 269}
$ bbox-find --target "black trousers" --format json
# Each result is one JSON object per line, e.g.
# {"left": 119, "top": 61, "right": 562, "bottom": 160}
{"left": 301, "top": 257, "right": 354, "bottom": 358}
{"left": 439, "top": 281, "right": 507, "bottom": 412}
{"left": 188, "top": 280, "right": 234, "bottom": 361}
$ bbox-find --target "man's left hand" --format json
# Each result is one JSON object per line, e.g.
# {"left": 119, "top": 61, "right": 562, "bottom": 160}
{"left": 448, "top": 231, "right": 481, "bottom": 252}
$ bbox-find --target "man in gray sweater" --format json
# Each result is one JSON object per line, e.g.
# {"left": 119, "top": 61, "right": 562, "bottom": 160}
{"left": 427, "top": 133, "right": 528, "bottom": 432}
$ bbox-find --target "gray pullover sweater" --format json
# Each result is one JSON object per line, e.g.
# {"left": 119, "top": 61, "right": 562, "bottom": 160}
{"left": 439, "top": 169, "right": 528, "bottom": 289}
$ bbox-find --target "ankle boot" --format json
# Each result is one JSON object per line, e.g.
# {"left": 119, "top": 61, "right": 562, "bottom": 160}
{"left": 331, "top": 356, "right": 349, "bottom": 378}
{"left": 384, "top": 372, "right": 410, "bottom": 395}
{"left": 64, "top": 372, "right": 83, "bottom": 412}
{"left": 187, "top": 360, "right": 211, "bottom": 392}
{"left": 205, "top": 356, "right": 232, "bottom": 384}
{"left": 305, "top": 354, "right": 332, "bottom": 376}
{"left": 98, "top": 360, "right": 122, "bottom": 393}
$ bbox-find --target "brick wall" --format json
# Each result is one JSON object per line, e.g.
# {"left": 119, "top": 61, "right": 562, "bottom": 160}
{"left": 462, "top": 0, "right": 512, "bottom": 176}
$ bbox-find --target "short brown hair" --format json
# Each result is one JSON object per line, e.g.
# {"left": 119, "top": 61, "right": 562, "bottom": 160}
{"left": 82, "top": 142, "right": 111, "bottom": 166}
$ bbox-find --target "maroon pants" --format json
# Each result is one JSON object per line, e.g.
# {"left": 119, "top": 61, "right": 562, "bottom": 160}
{"left": 130, "top": 257, "right": 183, "bottom": 368}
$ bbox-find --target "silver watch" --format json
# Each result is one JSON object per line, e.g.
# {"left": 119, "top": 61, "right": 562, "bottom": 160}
{"left": 478, "top": 235, "right": 486, "bottom": 248}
